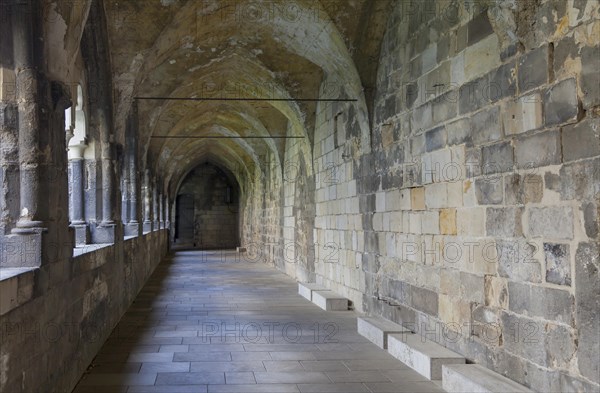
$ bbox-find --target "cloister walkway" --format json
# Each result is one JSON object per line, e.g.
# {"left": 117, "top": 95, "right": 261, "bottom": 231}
{"left": 73, "top": 250, "right": 444, "bottom": 393}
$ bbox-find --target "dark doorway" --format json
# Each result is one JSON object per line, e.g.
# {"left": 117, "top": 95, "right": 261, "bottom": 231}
{"left": 175, "top": 194, "right": 195, "bottom": 244}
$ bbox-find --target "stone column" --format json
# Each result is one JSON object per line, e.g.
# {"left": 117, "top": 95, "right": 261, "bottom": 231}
{"left": 153, "top": 184, "right": 159, "bottom": 230}
{"left": 68, "top": 143, "right": 89, "bottom": 245}
{"left": 143, "top": 170, "right": 153, "bottom": 233}
{"left": 92, "top": 140, "right": 117, "bottom": 243}
{"left": 12, "top": 3, "right": 43, "bottom": 234}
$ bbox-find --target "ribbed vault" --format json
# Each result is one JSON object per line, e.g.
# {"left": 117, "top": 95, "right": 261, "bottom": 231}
{"left": 103, "top": 0, "right": 393, "bottom": 193}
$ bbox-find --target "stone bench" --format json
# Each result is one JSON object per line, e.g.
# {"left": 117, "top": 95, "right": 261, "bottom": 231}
{"left": 357, "top": 316, "right": 412, "bottom": 349}
{"left": 443, "top": 364, "right": 534, "bottom": 393}
{"left": 298, "top": 282, "right": 327, "bottom": 301}
{"left": 312, "top": 290, "right": 349, "bottom": 311}
{"left": 388, "top": 333, "right": 465, "bottom": 380}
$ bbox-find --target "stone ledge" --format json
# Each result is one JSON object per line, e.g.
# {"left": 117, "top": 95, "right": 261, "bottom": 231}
{"left": 298, "top": 282, "right": 327, "bottom": 301}
{"left": 312, "top": 290, "right": 349, "bottom": 311}
{"left": 442, "top": 364, "right": 534, "bottom": 393}
{"left": 0, "top": 267, "right": 36, "bottom": 316}
{"left": 357, "top": 316, "right": 412, "bottom": 349}
{"left": 388, "top": 333, "right": 465, "bottom": 380}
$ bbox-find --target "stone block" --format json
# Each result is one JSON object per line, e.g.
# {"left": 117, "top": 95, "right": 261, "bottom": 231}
{"left": 508, "top": 281, "right": 573, "bottom": 323}
{"left": 581, "top": 45, "right": 600, "bottom": 108}
{"left": 558, "top": 158, "right": 600, "bottom": 201}
{"left": 504, "top": 174, "right": 543, "bottom": 205}
{"left": 298, "top": 282, "right": 327, "bottom": 301}
{"left": 425, "top": 126, "right": 447, "bottom": 152}
{"left": 475, "top": 177, "right": 503, "bottom": 205}
{"left": 411, "top": 187, "right": 426, "bottom": 210}
{"left": 484, "top": 275, "right": 508, "bottom": 309}
{"left": 528, "top": 206, "right": 574, "bottom": 240}
{"left": 518, "top": 45, "right": 549, "bottom": 92}
{"left": 515, "top": 130, "right": 561, "bottom": 169}
{"left": 500, "top": 312, "right": 546, "bottom": 366}
{"left": 471, "top": 106, "right": 503, "bottom": 145}
{"left": 422, "top": 44, "right": 438, "bottom": 74}
{"left": 425, "top": 183, "right": 448, "bottom": 209}
{"left": 422, "top": 211, "right": 440, "bottom": 235}
{"left": 575, "top": 242, "right": 600, "bottom": 383}
{"left": 467, "top": 12, "right": 494, "bottom": 46}
{"left": 544, "top": 243, "right": 571, "bottom": 286}
{"left": 312, "top": 290, "right": 348, "bottom": 311}
{"left": 442, "top": 364, "right": 534, "bottom": 393}
{"left": 457, "top": 207, "right": 485, "bottom": 236}
{"left": 544, "top": 78, "right": 579, "bottom": 127}
{"left": 487, "top": 207, "right": 523, "bottom": 237}
{"left": 464, "top": 35, "right": 501, "bottom": 82}
{"left": 582, "top": 202, "right": 599, "bottom": 239}
{"left": 446, "top": 117, "right": 471, "bottom": 146}
{"left": 562, "top": 118, "right": 600, "bottom": 162}
{"left": 482, "top": 142, "right": 513, "bottom": 175}
{"left": 357, "top": 316, "right": 411, "bottom": 349}
{"left": 496, "top": 239, "right": 542, "bottom": 283}
{"left": 410, "top": 286, "right": 438, "bottom": 316}
{"left": 503, "top": 94, "right": 543, "bottom": 135}
{"left": 439, "top": 208, "right": 457, "bottom": 235}
{"left": 387, "top": 333, "right": 465, "bottom": 380}
{"left": 432, "top": 92, "right": 457, "bottom": 124}
{"left": 488, "top": 61, "right": 517, "bottom": 102}
{"left": 459, "top": 76, "right": 489, "bottom": 115}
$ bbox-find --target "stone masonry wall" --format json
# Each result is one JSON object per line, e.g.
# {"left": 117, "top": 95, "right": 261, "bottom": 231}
{"left": 246, "top": 0, "right": 599, "bottom": 390}
{"left": 0, "top": 230, "right": 169, "bottom": 393}
{"left": 363, "top": 0, "right": 599, "bottom": 390}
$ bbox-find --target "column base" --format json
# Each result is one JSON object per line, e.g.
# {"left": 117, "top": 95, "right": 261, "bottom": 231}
{"left": 124, "top": 222, "right": 140, "bottom": 237}
{"left": 91, "top": 224, "right": 116, "bottom": 244}
{"left": 1, "top": 231, "right": 43, "bottom": 268}
{"left": 143, "top": 221, "right": 153, "bottom": 234}
{"left": 71, "top": 224, "right": 90, "bottom": 246}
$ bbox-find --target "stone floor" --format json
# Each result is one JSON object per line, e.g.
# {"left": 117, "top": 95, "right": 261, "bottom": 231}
{"left": 73, "top": 250, "right": 445, "bottom": 393}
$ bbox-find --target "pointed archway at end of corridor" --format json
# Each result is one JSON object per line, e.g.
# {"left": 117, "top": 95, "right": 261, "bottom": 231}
{"left": 173, "top": 162, "right": 241, "bottom": 250}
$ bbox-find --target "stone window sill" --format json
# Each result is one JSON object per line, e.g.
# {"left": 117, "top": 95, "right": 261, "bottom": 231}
{"left": 0, "top": 267, "right": 37, "bottom": 316}
{"left": 73, "top": 243, "right": 112, "bottom": 257}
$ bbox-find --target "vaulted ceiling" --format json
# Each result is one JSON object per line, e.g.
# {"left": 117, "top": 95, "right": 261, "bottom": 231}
{"left": 101, "top": 0, "right": 392, "bottom": 195}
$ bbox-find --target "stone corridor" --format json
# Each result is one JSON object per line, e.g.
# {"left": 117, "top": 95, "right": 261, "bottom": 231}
{"left": 73, "top": 250, "right": 443, "bottom": 393}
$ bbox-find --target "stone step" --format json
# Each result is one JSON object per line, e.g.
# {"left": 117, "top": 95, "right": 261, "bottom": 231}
{"left": 298, "top": 282, "right": 327, "bottom": 301}
{"left": 388, "top": 333, "right": 465, "bottom": 380}
{"left": 312, "top": 290, "right": 349, "bottom": 311}
{"left": 442, "top": 364, "right": 534, "bottom": 393}
{"left": 357, "top": 316, "right": 412, "bottom": 349}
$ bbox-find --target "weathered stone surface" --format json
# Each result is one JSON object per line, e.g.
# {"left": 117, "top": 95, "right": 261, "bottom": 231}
{"left": 508, "top": 281, "right": 573, "bottom": 323}
{"left": 484, "top": 275, "right": 508, "bottom": 309}
{"left": 487, "top": 207, "right": 523, "bottom": 237}
{"left": 558, "top": 157, "right": 600, "bottom": 201}
{"left": 502, "top": 94, "right": 543, "bottom": 135}
{"left": 504, "top": 174, "right": 543, "bottom": 205}
{"left": 544, "top": 243, "right": 571, "bottom": 286}
{"left": 582, "top": 202, "right": 599, "bottom": 239}
{"left": 496, "top": 239, "right": 542, "bottom": 283}
{"left": 410, "top": 285, "right": 439, "bottom": 317}
{"left": 562, "top": 118, "right": 600, "bottom": 162}
{"left": 580, "top": 45, "right": 600, "bottom": 108}
{"left": 467, "top": 12, "right": 494, "bottom": 46}
{"left": 471, "top": 106, "right": 503, "bottom": 145}
{"left": 476, "top": 177, "right": 503, "bottom": 205}
{"left": 575, "top": 242, "right": 600, "bottom": 384}
{"left": 528, "top": 206, "right": 574, "bottom": 240}
{"left": 517, "top": 45, "right": 549, "bottom": 92}
{"left": 446, "top": 118, "right": 471, "bottom": 146}
{"left": 515, "top": 130, "right": 561, "bottom": 169}
{"left": 482, "top": 142, "right": 513, "bottom": 175}
{"left": 425, "top": 126, "right": 447, "bottom": 152}
{"left": 544, "top": 78, "right": 580, "bottom": 127}
{"left": 439, "top": 208, "right": 457, "bottom": 235}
